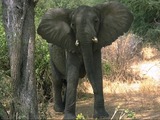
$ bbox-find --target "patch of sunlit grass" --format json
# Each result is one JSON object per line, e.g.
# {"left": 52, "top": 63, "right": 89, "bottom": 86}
{"left": 102, "top": 78, "right": 159, "bottom": 95}
{"left": 142, "top": 45, "right": 160, "bottom": 60}
{"left": 138, "top": 79, "right": 159, "bottom": 94}
{"left": 78, "top": 72, "right": 158, "bottom": 96}
{"left": 130, "top": 59, "right": 160, "bottom": 82}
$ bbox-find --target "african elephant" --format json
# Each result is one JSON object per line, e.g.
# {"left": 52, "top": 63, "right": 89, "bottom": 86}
{"left": 37, "top": 1, "right": 133, "bottom": 119}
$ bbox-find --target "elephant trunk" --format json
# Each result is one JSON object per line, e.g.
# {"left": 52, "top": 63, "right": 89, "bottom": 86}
{"left": 81, "top": 44, "right": 97, "bottom": 93}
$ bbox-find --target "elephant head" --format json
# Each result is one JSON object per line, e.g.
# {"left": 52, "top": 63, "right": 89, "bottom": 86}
{"left": 37, "top": 1, "right": 133, "bottom": 87}
{"left": 37, "top": 2, "right": 133, "bottom": 50}
{"left": 37, "top": 2, "right": 133, "bottom": 51}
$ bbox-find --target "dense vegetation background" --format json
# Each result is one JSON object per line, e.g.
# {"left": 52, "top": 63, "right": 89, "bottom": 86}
{"left": 0, "top": 0, "right": 160, "bottom": 119}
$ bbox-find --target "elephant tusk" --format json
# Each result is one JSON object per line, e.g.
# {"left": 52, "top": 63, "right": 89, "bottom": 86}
{"left": 92, "top": 37, "right": 98, "bottom": 43}
{"left": 75, "top": 40, "right": 79, "bottom": 46}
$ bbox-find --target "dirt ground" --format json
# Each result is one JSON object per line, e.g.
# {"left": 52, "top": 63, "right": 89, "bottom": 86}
{"left": 46, "top": 79, "right": 160, "bottom": 119}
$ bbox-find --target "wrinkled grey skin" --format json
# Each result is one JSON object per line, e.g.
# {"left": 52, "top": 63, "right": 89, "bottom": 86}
{"left": 37, "top": 1, "right": 133, "bottom": 119}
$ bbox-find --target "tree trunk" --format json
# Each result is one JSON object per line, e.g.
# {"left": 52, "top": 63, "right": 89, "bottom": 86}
{"left": 2, "top": 0, "right": 38, "bottom": 119}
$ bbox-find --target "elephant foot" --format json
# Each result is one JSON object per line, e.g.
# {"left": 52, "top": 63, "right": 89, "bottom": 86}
{"left": 54, "top": 104, "right": 65, "bottom": 112}
{"left": 63, "top": 113, "right": 76, "bottom": 120}
{"left": 93, "top": 108, "right": 109, "bottom": 119}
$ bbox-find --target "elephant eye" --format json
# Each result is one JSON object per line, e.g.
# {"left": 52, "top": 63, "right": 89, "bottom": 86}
{"left": 71, "top": 23, "right": 75, "bottom": 28}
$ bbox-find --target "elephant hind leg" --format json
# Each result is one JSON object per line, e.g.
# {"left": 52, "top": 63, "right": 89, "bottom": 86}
{"left": 53, "top": 80, "right": 65, "bottom": 112}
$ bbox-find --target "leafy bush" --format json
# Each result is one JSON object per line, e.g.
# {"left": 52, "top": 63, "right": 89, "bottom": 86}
{"left": 76, "top": 113, "right": 85, "bottom": 120}
{"left": 0, "top": 74, "right": 11, "bottom": 106}
{"left": 111, "top": 105, "right": 136, "bottom": 119}
{"left": 119, "top": 0, "right": 160, "bottom": 42}
{"left": 102, "top": 62, "right": 112, "bottom": 75}
{"left": 102, "top": 33, "right": 143, "bottom": 81}
{"left": 0, "top": 14, "right": 10, "bottom": 75}
{"left": 35, "top": 0, "right": 106, "bottom": 11}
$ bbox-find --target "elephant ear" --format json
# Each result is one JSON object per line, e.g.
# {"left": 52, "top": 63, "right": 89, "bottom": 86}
{"left": 37, "top": 8, "right": 79, "bottom": 53}
{"left": 94, "top": 1, "right": 133, "bottom": 50}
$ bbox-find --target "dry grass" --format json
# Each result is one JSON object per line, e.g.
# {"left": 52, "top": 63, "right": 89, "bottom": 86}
{"left": 75, "top": 76, "right": 160, "bottom": 119}
{"left": 101, "top": 33, "right": 143, "bottom": 82}
{"left": 100, "top": 33, "right": 160, "bottom": 119}
{"left": 47, "top": 78, "right": 160, "bottom": 119}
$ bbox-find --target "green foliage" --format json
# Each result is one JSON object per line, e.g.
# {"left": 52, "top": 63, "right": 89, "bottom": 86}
{"left": 103, "top": 63, "right": 112, "bottom": 75}
{"left": 0, "top": 5, "right": 11, "bottom": 109}
{"left": 35, "top": 1, "right": 52, "bottom": 103}
{"left": 17, "top": 115, "right": 27, "bottom": 120}
{"left": 111, "top": 105, "right": 136, "bottom": 119}
{"left": 0, "top": 16, "right": 10, "bottom": 75}
{"left": 76, "top": 113, "right": 85, "bottom": 120}
{"left": 46, "top": 0, "right": 84, "bottom": 8}
{"left": 119, "top": 0, "right": 160, "bottom": 42}
{"left": 35, "top": 0, "right": 106, "bottom": 11}
{"left": 125, "top": 109, "right": 136, "bottom": 119}
{"left": 83, "top": 0, "right": 106, "bottom": 6}
{"left": 38, "top": 102, "right": 48, "bottom": 119}
{"left": 36, "top": 0, "right": 84, "bottom": 9}
{"left": 0, "top": 74, "right": 12, "bottom": 109}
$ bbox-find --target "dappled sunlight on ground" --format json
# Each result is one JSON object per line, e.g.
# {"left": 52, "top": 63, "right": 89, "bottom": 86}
{"left": 103, "top": 80, "right": 140, "bottom": 94}
{"left": 131, "top": 60, "right": 160, "bottom": 82}
{"left": 47, "top": 78, "right": 160, "bottom": 119}
{"left": 141, "top": 46, "right": 160, "bottom": 60}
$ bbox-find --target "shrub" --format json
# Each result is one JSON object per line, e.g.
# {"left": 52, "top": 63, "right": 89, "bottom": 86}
{"left": 119, "top": 0, "right": 160, "bottom": 42}
{"left": 102, "top": 33, "right": 143, "bottom": 81}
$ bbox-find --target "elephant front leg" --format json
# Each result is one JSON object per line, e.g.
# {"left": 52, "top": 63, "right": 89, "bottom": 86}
{"left": 93, "top": 50, "right": 109, "bottom": 118}
{"left": 50, "top": 60, "right": 65, "bottom": 112}
{"left": 64, "top": 53, "right": 80, "bottom": 120}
